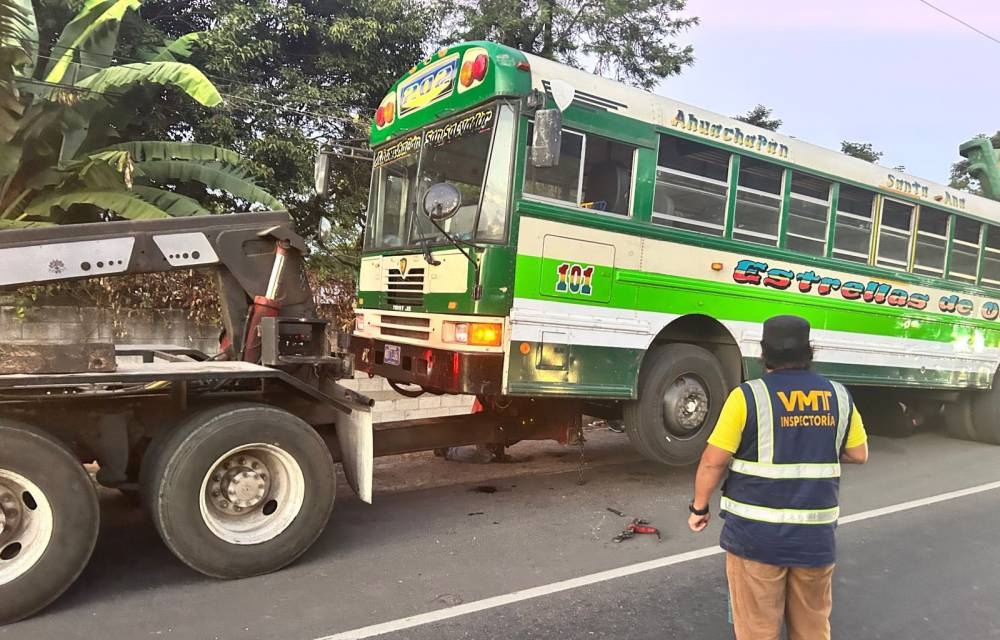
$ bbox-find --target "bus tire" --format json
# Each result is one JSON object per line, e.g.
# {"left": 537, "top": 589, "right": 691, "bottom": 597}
{"left": 944, "top": 394, "right": 979, "bottom": 442}
{"left": 972, "top": 384, "right": 1000, "bottom": 445}
{"left": 624, "top": 344, "right": 727, "bottom": 466}
{"left": 147, "top": 403, "right": 335, "bottom": 579}
{"left": 0, "top": 420, "right": 100, "bottom": 626}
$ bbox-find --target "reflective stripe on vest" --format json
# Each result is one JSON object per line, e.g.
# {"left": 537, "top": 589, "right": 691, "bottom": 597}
{"left": 729, "top": 459, "right": 840, "bottom": 479}
{"left": 745, "top": 379, "right": 774, "bottom": 463}
{"left": 832, "top": 380, "right": 850, "bottom": 451}
{"left": 721, "top": 497, "right": 840, "bottom": 525}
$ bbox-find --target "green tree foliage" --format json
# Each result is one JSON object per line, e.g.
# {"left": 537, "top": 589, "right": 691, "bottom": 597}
{"left": 441, "top": 0, "right": 698, "bottom": 90}
{"left": 87, "top": 0, "right": 436, "bottom": 275}
{"left": 840, "top": 141, "right": 883, "bottom": 164}
{"left": 733, "top": 104, "right": 781, "bottom": 131}
{"left": 951, "top": 131, "right": 1000, "bottom": 194}
{"left": 0, "top": 0, "right": 279, "bottom": 224}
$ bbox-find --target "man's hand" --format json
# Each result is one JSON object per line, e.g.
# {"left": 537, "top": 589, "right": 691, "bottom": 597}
{"left": 688, "top": 511, "right": 711, "bottom": 532}
{"left": 688, "top": 444, "right": 731, "bottom": 533}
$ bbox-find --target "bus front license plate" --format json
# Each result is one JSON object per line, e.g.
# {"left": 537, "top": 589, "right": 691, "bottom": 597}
{"left": 384, "top": 344, "right": 401, "bottom": 366}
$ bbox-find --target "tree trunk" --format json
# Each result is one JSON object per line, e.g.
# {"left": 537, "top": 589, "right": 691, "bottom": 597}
{"left": 541, "top": 0, "right": 555, "bottom": 56}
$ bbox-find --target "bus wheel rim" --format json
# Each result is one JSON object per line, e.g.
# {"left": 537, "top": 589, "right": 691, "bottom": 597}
{"left": 661, "top": 374, "right": 710, "bottom": 439}
{"left": 0, "top": 469, "right": 54, "bottom": 587}
{"left": 198, "top": 443, "right": 305, "bottom": 545}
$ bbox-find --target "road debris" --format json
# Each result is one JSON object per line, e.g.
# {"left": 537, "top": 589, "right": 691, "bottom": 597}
{"left": 471, "top": 485, "right": 497, "bottom": 494}
{"left": 606, "top": 507, "right": 626, "bottom": 517}
{"left": 612, "top": 518, "right": 661, "bottom": 543}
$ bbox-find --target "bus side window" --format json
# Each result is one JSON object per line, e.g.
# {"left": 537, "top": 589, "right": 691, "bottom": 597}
{"left": 524, "top": 125, "right": 584, "bottom": 204}
{"left": 733, "top": 156, "right": 782, "bottom": 246}
{"left": 786, "top": 172, "right": 831, "bottom": 256}
{"left": 982, "top": 226, "right": 1000, "bottom": 287}
{"left": 875, "top": 199, "right": 914, "bottom": 270}
{"left": 652, "top": 134, "right": 730, "bottom": 236}
{"left": 832, "top": 184, "right": 875, "bottom": 264}
{"left": 949, "top": 217, "right": 982, "bottom": 283}
{"left": 581, "top": 135, "right": 635, "bottom": 216}
{"left": 913, "top": 206, "right": 949, "bottom": 277}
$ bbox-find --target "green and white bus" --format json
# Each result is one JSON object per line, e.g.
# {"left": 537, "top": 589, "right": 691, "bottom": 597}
{"left": 349, "top": 40, "right": 1000, "bottom": 464}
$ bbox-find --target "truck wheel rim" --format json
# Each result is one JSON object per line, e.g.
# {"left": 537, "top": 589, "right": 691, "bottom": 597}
{"left": 0, "top": 469, "right": 54, "bottom": 587}
{"left": 198, "top": 444, "right": 305, "bottom": 545}
{"left": 661, "top": 374, "right": 710, "bottom": 439}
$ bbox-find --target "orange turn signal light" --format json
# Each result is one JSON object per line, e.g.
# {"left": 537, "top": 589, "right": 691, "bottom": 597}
{"left": 469, "top": 322, "right": 502, "bottom": 346}
{"left": 460, "top": 61, "right": 474, "bottom": 87}
{"left": 711, "top": 262, "right": 724, "bottom": 271}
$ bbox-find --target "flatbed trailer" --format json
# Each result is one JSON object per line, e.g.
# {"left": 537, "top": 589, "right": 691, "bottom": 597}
{"left": 0, "top": 212, "right": 579, "bottom": 626}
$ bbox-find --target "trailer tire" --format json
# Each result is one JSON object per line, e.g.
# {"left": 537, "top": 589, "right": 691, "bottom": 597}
{"left": 137, "top": 427, "right": 175, "bottom": 512}
{"left": 945, "top": 394, "right": 979, "bottom": 442}
{"left": 624, "top": 344, "right": 728, "bottom": 466}
{"left": 147, "top": 403, "right": 335, "bottom": 579}
{"left": 0, "top": 420, "right": 100, "bottom": 626}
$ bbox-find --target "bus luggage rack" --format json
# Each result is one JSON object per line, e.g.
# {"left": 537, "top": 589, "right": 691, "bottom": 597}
{"left": 386, "top": 267, "right": 425, "bottom": 307}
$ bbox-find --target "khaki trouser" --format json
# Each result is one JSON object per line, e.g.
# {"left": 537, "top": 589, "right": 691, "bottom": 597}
{"left": 726, "top": 552, "right": 834, "bottom": 640}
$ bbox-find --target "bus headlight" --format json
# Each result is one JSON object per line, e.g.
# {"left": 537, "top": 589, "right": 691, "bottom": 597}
{"left": 443, "top": 321, "right": 502, "bottom": 346}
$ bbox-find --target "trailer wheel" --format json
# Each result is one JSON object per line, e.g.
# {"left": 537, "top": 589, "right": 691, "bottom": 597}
{"left": 147, "top": 403, "right": 335, "bottom": 579}
{"left": 0, "top": 420, "right": 100, "bottom": 625}
{"left": 623, "top": 344, "right": 727, "bottom": 466}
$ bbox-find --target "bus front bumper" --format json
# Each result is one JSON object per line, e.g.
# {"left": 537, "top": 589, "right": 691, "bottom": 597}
{"left": 350, "top": 336, "right": 504, "bottom": 396}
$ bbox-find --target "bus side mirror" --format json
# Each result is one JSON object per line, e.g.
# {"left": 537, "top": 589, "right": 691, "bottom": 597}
{"left": 314, "top": 150, "right": 330, "bottom": 197}
{"left": 531, "top": 109, "right": 562, "bottom": 168}
{"left": 423, "top": 182, "right": 462, "bottom": 221}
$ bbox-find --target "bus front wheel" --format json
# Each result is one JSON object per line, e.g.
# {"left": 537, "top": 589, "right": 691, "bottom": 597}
{"left": 624, "top": 344, "right": 727, "bottom": 466}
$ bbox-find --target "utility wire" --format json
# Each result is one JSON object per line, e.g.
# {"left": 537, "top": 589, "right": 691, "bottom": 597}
{"left": 916, "top": 0, "right": 1000, "bottom": 46}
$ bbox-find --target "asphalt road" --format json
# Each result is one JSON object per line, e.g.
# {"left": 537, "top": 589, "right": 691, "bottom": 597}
{"left": 4, "top": 429, "right": 1000, "bottom": 640}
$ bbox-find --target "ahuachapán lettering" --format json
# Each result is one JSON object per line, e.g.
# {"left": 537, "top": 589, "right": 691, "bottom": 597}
{"left": 733, "top": 258, "right": 1000, "bottom": 321}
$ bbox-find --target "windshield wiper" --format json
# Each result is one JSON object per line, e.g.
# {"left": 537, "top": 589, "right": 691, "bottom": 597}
{"left": 423, "top": 216, "right": 483, "bottom": 301}
{"left": 406, "top": 204, "right": 442, "bottom": 267}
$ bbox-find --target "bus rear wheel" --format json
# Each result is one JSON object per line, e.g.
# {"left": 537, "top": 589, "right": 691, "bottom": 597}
{"left": 624, "top": 344, "right": 727, "bottom": 466}
{"left": 945, "top": 394, "right": 980, "bottom": 442}
{"left": 971, "top": 385, "right": 1000, "bottom": 445}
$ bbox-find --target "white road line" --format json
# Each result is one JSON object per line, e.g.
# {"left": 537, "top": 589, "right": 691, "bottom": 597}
{"left": 838, "top": 479, "right": 1000, "bottom": 524}
{"left": 316, "top": 479, "right": 1000, "bottom": 640}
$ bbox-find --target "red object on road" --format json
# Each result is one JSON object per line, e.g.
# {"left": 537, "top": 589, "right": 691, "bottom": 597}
{"left": 613, "top": 518, "right": 661, "bottom": 542}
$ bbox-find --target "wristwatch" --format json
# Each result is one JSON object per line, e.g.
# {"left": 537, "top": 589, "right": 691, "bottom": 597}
{"left": 689, "top": 501, "right": 709, "bottom": 516}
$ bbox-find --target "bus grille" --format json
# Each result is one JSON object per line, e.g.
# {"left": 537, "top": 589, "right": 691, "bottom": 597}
{"left": 386, "top": 267, "right": 425, "bottom": 307}
{"left": 379, "top": 314, "right": 431, "bottom": 341}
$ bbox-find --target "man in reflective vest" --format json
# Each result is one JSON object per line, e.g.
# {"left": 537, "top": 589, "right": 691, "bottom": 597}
{"left": 688, "top": 315, "right": 869, "bottom": 640}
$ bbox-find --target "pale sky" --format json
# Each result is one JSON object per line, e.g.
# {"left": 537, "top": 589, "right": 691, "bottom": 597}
{"left": 662, "top": 0, "right": 1000, "bottom": 184}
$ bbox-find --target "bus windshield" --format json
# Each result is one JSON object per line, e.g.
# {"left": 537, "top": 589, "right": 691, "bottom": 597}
{"left": 365, "top": 103, "right": 515, "bottom": 250}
